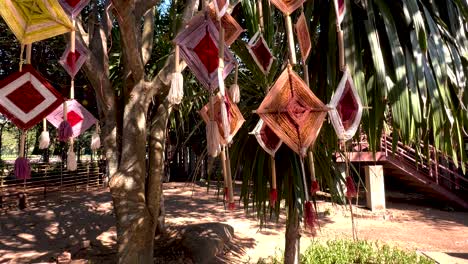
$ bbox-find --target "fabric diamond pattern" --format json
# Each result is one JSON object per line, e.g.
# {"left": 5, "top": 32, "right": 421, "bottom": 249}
{"left": 247, "top": 32, "right": 273, "bottom": 74}
{"left": 46, "top": 99, "right": 97, "bottom": 138}
{"left": 0, "top": 65, "right": 64, "bottom": 130}
{"left": 174, "top": 14, "right": 235, "bottom": 91}
{"left": 0, "top": 0, "right": 73, "bottom": 44}
{"left": 295, "top": 13, "right": 311, "bottom": 62}
{"left": 251, "top": 119, "right": 282, "bottom": 157}
{"left": 257, "top": 65, "right": 328, "bottom": 157}
{"left": 59, "top": 39, "right": 89, "bottom": 78}
{"left": 334, "top": 0, "right": 346, "bottom": 25}
{"left": 59, "top": 0, "right": 90, "bottom": 17}
{"left": 193, "top": 32, "right": 219, "bottom": 74}
{"left": 328, "top": 70, "right": 363, "bottom": 141}
{"left": 199, "top": 93, "right": 244, "bottom": 144}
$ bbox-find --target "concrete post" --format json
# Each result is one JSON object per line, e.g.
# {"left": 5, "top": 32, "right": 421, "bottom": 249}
{"left": 365, "top": 165, "right": 386, "bottom": 211}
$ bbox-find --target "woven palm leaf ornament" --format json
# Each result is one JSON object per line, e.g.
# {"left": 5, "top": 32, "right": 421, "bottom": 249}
{"left": 256, "top": 65, "right": 328, "bottom": 232}
{"left": 250, "top": 119, "right": 283, "bottom": 206}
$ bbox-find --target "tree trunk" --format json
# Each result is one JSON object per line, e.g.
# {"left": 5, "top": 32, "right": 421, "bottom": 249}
{"left": 109, "top": 83, "right": 156, "bottom": 263}
{"left": 284, "top": 202, "right": 301, "bottom": 264}
{"left": 148, "top": 100, "right": 172, "bottom": 235}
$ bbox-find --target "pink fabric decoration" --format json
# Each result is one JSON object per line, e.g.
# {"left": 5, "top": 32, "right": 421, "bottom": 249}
{"left": 46, "top": 99, "right": 97, "bottom": 138}
{"left": 174, "top": 14, "right": 235, "bottom": 91}
{"left": 14, "top": 157, "right": 31, "bottom": 180}
{"left": 58, "top": 120, "right": 73, "bottom": 142}
{"left": 345, "top": 176, "right": 357, "bottom": 198}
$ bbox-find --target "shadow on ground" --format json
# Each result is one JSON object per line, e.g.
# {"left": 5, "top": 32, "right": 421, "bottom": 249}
{"left": 0, "top": 191, "right": 116, "bottom": 263}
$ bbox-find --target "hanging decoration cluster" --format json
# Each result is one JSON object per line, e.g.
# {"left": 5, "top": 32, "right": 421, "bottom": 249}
{"left": 0, "top": 0, "right": 97, "bottom": 179}
{"left": 174, "top": 0, "right": 244, "bottom": 210}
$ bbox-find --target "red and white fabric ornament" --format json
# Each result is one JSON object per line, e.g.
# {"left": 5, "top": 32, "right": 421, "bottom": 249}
{"left": 59, "top": 38, "right": 89, "bottom": 78}
{"left": 247, "top": 32, "right": 274, "bottom": 75}
{"left": 0, "top": 65, "right": 64, "bottom": 131}
{"left": 46, "top": 99, "right": 97, "bottom": 139}
{"left": 334, "top": 0, "right": 346, "bottom": 26}
{"left": 328, "top": 69, "right": 363, "bottom": 141}
{"left": 59, "top": 0, "right": 90, "bottom": 18}
{"left": 174, "top": 14, "right": 235, "bottom": 91}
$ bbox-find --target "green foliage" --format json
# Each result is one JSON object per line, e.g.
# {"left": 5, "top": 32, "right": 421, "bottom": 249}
{"left": 258, "top": 239, "right": 435, "bottom": 264}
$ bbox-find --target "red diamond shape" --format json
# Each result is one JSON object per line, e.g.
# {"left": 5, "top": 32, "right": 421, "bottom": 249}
{"left": 286, "top": 98, "right": 310, "bottom": 127}
{"left": 66, "top": 51, "right": 81, "bottom": 71}
{"left": 193, "top": 32, "right": 219, "bottom": 74}
{"left": 252, "top": 38, "right": 273, "bottom": 72}
{"left": 337, "top": 81, "right": 358, "bottom": 130}
{"left": 67, "top": 110, "right": 83, "bottom": 127}
{"left": 6, "top": 82, "right": 45, "bottom": 114}
{"left": 65, "top": 0, "right": 80, "bottom": 7}
{"left": 260, "top": 123, "right": 281, "bottom": 152}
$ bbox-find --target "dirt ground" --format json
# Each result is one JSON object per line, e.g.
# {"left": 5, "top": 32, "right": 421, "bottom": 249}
{"left": 0, "top": 182, "right": 467, "bottom": 263}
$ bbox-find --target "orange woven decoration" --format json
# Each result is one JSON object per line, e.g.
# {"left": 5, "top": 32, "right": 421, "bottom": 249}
{"left": 257, "top": 65, "right": 327, "bottom": 157}
{"left": 199, "top": 93, "right": 245, "bottom": 144}
{"left": 270, "top": 0, "right": 304, "bottom": 15}
{"left": 208, "top": 4, "right": 243, "bottom": 46}
{"left": 295, "top": 12, "right": 311, "bottom": 62}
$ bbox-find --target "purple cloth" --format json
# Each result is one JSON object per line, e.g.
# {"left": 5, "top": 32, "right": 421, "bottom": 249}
{"left": 58, "top": 121, "right": 73, "bottom": 142}
{"left": 14, "top": 158, "right": 31, "bottom": 180}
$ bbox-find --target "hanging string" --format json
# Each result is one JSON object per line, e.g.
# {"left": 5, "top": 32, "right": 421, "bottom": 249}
{"left": 224, "top": 145, "right": 235, "bottom": 210}
{"left": 269, "top": 155, "right": 278, "bottom": 206}
{"left": 337, "top": 25, "right": 346, "bottom": 71}
{"left": 308, "top": 150, "right": 319, "bottom": 195}
{"left": 285, "top": 14, "right": 297, "bottom": 65}
{"left": 343, "top": 141, "right": 358, "bottom": 240}
{"left": 18, "top": 44, "right": 25, "bottom": 72}
{"left": 300, "top": 157, "right": 317, "bottom": 234}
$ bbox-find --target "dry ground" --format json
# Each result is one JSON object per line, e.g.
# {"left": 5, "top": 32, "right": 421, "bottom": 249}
{"left": 0, "top": 182, "right": 467, "bottom": 263}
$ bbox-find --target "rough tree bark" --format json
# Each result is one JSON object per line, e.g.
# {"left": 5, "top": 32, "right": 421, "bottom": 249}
{"left": 284, "top": 201, "right": 301, "bottom": 264}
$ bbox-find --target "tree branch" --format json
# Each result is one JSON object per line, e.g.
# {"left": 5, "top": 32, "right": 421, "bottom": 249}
{"left": 141, "top": 7, "right": 156, "bottom": 65}
{"left": 135, "top": 0, "right": 161, "bottom": 18}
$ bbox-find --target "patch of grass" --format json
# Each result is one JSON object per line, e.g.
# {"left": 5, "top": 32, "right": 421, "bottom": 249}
{"left": 258, "top": 239, "right": 435, "bottom": 264}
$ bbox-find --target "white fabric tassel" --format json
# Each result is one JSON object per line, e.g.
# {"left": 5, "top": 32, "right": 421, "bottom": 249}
{"left": 91, "top": 132, "right": 101, "bottom": 150}
{"left": 207, "top": 121, "right": 221, "bottom": 157}
{"left": 67, "top": 150, "right": 77, "bottom": 171}
{"left": 38, "top": 131, "right": 50, "bottom": 149}
{"left": 228, "top": 83, "right": 240, "bottom": 103}
{"left": 168, "top": 72, "right": 184, "bottom": 105}
{"left": 220, "top": 99, "right": 230, "bottom": 141}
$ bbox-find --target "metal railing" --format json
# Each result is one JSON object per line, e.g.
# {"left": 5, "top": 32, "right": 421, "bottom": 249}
{"left": 381, "top": 135, "right": 468, "bottom": 193}
{"left": 0, "top": 160, "right": 106, "bottom": 211}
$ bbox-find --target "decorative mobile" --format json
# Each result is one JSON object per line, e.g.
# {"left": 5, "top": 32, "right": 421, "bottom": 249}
{"left": 250, "top": 119, "right": 282, "bottom": 205}
{"left": 247, "top": 32, "right": 274, "bottom": 75}
{"left": 173, "top": 14, "right": 235, "bottom": 91}
{"left": 46, "top": 99, "right": 97, "bottom": 139}
{"left": 0, "top": 0, "right": 74, "bottom": 44}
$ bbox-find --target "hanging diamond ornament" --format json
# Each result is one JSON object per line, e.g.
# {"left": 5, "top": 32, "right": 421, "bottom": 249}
{"left": 328, "top": 69, "right": 363, "bottom": 141}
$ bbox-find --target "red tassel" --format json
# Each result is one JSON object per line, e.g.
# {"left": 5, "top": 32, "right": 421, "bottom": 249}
{"left": 269, "top": 188, "right": 277, "bottom": 207}
{"left": 14, "top": 157, "right": 31, "bottom": 180}
{"left": 224, "top": 187, "right": 229, "bottom": 201}
{"left": 345, "top": 176, "right": 357, "bottom": 198}
{"left": 310, "top": 180, "right": 319, "bottom": 195}
{"left": 228, "top": 202, "right": 236, "bottom": 210}
{"left": 304, "top": 201, "right": 317, "bottom": 233}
